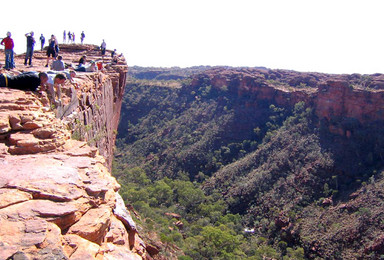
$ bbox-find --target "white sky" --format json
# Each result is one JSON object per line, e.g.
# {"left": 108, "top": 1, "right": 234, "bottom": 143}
{"left": 3, "top": 0, "right": 384, "bottom": 74}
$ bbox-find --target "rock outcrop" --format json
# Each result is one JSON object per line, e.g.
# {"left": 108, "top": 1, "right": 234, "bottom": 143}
{"left": 0, "top": 45, "right": 152, "bottom": 259}
{"left": 190, "top": 67, "right": 384, "bottom": 134}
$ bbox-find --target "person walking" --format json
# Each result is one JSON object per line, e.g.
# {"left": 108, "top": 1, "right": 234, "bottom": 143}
{"left": 0, "top": 32, "right": 15, "bottom": 70}
{"left": 40, "top": 34, "right": 45, "bottom": 51}
{"left": 24, "top": 31, "right": 36, "bottom": 66}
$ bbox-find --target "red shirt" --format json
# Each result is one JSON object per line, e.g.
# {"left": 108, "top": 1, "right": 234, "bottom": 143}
{"left": 1, "top": 37, "right": 14, "bottom": 50}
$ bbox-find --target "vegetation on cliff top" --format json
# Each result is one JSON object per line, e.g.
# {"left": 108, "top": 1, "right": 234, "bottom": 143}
{"left": 113, "top": 67, "right": 384, "bottom": 259}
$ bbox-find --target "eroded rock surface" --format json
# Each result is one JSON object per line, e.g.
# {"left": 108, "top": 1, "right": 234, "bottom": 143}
{"left": 0, "top": 45, "right": 152, "bottom": 259}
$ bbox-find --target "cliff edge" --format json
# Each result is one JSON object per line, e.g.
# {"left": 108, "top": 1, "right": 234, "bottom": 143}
{"left": 0, "top": 45, "right": 152, "bottom": 259}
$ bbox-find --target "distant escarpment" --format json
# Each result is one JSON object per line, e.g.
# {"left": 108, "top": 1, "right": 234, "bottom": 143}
{"left": 0, "top": 46, "right": 153, "bottom": 259}
{"left": 116, "top": 66, "right": 384, "bottom": 259}
{"left": 190, "top": 67, "right": 384, "bottom": 133}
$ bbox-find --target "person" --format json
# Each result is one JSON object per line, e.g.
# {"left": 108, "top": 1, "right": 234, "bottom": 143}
{"left": 68, "top": 31, "right": 72, "bottom": 43}
{"left": 72, "top": 32, "right": 75, "bottom": 43}
{"left": 1, "top": 32, "right": 15, "bottom": 70}
{"left": 75, "top": 60, "right": 97, "bottom": 72}
{"left": 46, "top": 35, "right": 58, "bottom": 67}
{"left": 44, "top": 73, "right": 66, "bottom": 105}
{"left": 80, "top": 31, "right": 85, "bottom": 44}
{"left": 40, "top": 34, "right": 45, "bottom": 51}
{"left": 51, "top": 55, "right": 65, "bottom": 71}
{"left": 24, "top": 31, "right": 36, "bottom": 66}
{"left": 63, "top": 30, "right": 66, "bottom": 43}
{"left": 0, "top": 72, "right": 48, "bottom": 91}
{"left": 100, "top": 40, "right": 106, "bottom": 60}
{"left": 110, "top": 49, "right": 118, "bottom": 64}
{"left": 78, "top": 55, "right": 87, "bottom": 65}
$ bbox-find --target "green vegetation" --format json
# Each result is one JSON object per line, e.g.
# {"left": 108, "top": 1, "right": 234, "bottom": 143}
{"left": 113, "top": 67, "right": 384, "bottom": 259}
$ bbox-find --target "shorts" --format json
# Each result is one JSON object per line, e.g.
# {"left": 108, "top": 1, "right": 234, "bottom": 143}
{"left": 47, "top": 48, "right": 56, "bottom": 58}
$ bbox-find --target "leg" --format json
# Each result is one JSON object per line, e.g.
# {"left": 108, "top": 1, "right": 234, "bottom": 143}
{"left": 4, "top": 50, "right": 10, "bottom": 69}
{"left": 29, "top": 48, "right": 34, "bottom": 65}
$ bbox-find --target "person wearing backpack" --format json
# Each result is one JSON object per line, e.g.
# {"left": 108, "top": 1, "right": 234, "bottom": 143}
{"left": 46, "top": 35, "right": 58, "bottom": 67}
{"left": 1, "top": 32, "right": 15, "bottom": 70}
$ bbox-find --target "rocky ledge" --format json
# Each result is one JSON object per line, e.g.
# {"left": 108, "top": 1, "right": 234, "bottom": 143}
{"left": 0, "top": 46, "right": 152, "bottom": 259}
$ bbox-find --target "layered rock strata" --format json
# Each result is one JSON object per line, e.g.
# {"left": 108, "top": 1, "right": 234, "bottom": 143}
{"left": 0, "top": 46, "right": 151, "bottom": 259}
{"left": 191, "top": 68, "right": 384, "bottom": 134}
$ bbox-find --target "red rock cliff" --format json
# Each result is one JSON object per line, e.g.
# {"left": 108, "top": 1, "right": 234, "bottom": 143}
{"left": 0, "top": 45, "right": 153, "bottom": 259}
{"left": 191, "top": 67, "right": 384, "bottom": 134}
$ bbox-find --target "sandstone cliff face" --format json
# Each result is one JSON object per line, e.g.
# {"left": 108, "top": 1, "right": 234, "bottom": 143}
{"left": 191, "top": 68, "right": 384, "bottom": 134}
{"left": 0, "top": 46, "right": 151, "bottom": 259}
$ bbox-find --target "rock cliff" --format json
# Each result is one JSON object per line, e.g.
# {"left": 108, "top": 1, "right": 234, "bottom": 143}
{"left": 190, "top": 67, "right": 384, "bottom": 134}
{"left": 0, "top": 45, "right": 152, "bottom": 259}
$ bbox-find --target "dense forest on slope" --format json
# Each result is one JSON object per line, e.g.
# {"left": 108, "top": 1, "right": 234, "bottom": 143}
{"left": 113, "top": 66, "right": 384, "bottom": 259}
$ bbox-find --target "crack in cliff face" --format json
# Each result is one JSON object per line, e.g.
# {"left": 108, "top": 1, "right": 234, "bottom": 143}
{"left": 0, "top": 45, "right": 152, "bottom": 259}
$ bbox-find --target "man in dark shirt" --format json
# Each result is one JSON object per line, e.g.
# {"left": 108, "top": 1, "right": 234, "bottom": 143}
{"left": 24, "top": 32, "right": 36, "bottom": 66}
{"left": 0, "top": 72, "right": 48, "bottom": 91}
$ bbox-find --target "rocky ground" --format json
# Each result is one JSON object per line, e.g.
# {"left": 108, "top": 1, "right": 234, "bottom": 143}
{"left": 0, "top": 45, "right": 154, "bottom": 259}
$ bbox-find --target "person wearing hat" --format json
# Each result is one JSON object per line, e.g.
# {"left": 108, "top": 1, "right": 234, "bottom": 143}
{"left": 24, "top": 31, "right": 36, "bottom": 66}
{"left": 0, "top": 32, "right": 15, "bottom": 70}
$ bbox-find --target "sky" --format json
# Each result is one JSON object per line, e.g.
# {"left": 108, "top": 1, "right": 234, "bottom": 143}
{"left": 2, "top": 0, "right": 384, "bottom": 74}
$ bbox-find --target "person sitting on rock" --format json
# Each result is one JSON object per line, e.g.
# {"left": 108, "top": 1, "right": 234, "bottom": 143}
{"left": 78, "top": 55, "right": 87, "bottom": 65}
{"left": 51, "top": 55, "right": 65, "bottom": 71}
{"left": 75, "top": 60, "right": 98, "bottom": 72}
{"left": 0, "top": 72, "right": 48, "bottom": 91}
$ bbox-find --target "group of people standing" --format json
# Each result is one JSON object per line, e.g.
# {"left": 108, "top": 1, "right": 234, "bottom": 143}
{"left": 0, "top": 30, "right": 88, "bottom": 70}
{"left": 63, "top": 30, "right": 85, "bottom": 44}
{"left": 1, "top": 30, "right": 114, "bottom": 72}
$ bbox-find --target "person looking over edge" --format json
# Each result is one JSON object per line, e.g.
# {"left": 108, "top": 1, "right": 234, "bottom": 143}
{"left": 45, "top": 73, "right": 66, "bottom": 106}
{"left": 0, "top": 72, "right": 48, "bottom": 91}
{"left": 24, "top": 31, "right": 36, "bottom": 66}
{"left": 40, "top": 34, "right": 45, "bottom": 51}
{"left": 1, "top": 32, "right": 15, "bottom": 70}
